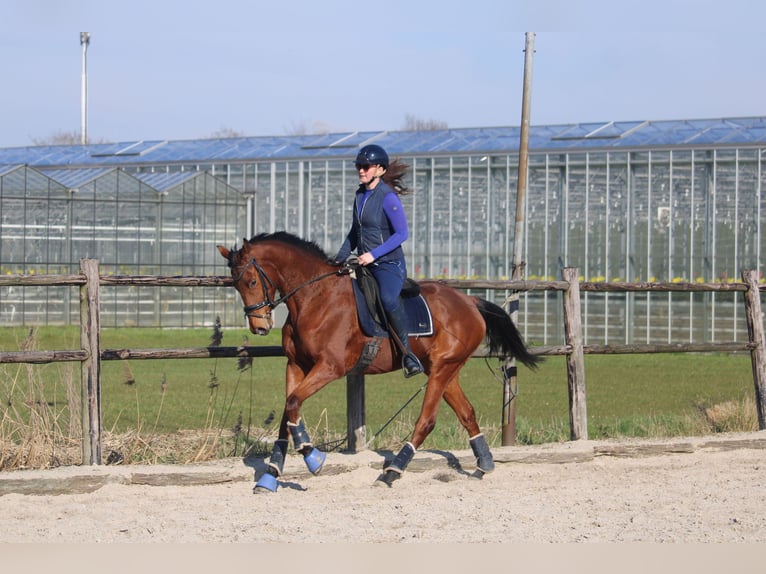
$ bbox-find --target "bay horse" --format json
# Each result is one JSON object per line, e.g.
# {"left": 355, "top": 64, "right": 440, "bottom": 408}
{"left": 218, "top": 231, "right": 540, "bottom": 492}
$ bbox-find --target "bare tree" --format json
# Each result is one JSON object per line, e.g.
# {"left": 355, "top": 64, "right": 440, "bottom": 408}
{"left": 31, "top": 130, "right": 111, "bottom": 146}
{"left": 31, "top": 130, "right": 84, "bottom": 145}
{"left": 402, "top": 114, "right": 448, "bottom": 131}
{"left": 208, "top": 127, "right": 246, "bottom": 139}
{"left": 283, "top": 120, "right": 331, "bottom": 136}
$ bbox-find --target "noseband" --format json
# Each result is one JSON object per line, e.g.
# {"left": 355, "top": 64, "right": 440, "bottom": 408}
{"left": 232, "top": 257, "right": 278, "bottom": 320}
{"left": 232, "top": 255, "right": 350, "bottom": 320}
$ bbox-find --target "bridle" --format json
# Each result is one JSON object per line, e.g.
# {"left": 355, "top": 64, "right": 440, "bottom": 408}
{"left": 232, "top": 255, "right": 350, "bottom": 320}
{"left": 232, "top": 256, "right": 278, "bottom": 320}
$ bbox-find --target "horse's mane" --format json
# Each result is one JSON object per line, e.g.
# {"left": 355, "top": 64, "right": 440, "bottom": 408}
{"left": 246, "top": 231, "right": 330, "bottom": 261}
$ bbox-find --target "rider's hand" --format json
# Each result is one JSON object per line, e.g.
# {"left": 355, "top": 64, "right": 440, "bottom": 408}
{"left": 358, "top": 252, "right": 375, "bottom": 266}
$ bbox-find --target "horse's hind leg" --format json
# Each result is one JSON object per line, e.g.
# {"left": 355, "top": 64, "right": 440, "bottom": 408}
{"left": 441, "top": 376, "right": 495, "bottom": 477}
{"left": 376, "top": 366, "right": 459, "bottom": 487}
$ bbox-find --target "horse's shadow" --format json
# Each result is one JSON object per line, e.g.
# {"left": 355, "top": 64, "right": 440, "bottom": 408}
{"left": 421, "top": 449, "right": 473, "bottom": 476}
{"left": 241, "top": 447, "right": 471, "bottom": 489}
{"left": 241, "top": 450, "right": 308, "bottom": 491}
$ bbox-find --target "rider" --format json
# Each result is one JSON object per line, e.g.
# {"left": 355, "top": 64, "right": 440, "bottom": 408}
{"left": 333, "top": 144, "right": 424, "bottom": 378}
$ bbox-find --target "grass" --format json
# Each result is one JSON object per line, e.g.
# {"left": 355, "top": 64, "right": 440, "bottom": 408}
{"left": 0, "top": 324, "right": 760, "bottom": 469}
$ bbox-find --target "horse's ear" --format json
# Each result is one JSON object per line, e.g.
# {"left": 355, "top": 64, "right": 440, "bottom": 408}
{"left": 242, "top": 237, "right": 250, "bottom": 247}
{"left": 217, "top": 245, "right": 230, "bottom": 259}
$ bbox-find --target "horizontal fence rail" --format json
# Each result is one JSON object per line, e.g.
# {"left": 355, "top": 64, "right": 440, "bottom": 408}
{"left": 1, "top": 261, "right": 765, "bottom": 464}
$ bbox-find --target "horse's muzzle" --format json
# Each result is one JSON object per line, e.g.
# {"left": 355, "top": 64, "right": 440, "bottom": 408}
{"left": 250, "top": 325, "right": 271, "bottom": 336}
{"left": 248, "top": 319, "right": 272, "bottom": 336}
{"left": 246, "top": 312, "right": 273, "bottom": 336}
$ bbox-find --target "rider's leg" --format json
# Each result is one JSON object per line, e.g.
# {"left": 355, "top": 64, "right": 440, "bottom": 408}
{"left": 386, "top": 301, "right": 423, "bottom": 377}
{"left": 373, "top": 261, "right": 423, "bottom": 378}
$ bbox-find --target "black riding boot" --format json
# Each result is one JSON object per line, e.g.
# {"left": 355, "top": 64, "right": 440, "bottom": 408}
{"left": 386, "top": 304, "right": 424, "bottom": 378}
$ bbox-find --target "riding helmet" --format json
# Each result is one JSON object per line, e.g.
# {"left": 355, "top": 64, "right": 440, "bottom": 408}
{"left": 355, "top": 144, "right": 389, "bottom": 170}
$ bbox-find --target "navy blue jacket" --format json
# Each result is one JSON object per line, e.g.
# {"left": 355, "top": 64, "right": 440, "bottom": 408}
{"left": 335, "top": 181, "right": 405, "bottom": 264}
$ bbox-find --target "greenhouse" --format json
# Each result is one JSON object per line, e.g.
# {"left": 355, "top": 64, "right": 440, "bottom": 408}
{"left": 1, "top": 116, "right": 765, "bottom": 344}
{"left": 0, "top": 165, "right": 246, "bottom": 327}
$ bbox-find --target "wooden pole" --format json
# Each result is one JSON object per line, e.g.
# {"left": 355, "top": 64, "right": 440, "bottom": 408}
{"left": 503, "top": 31, "right": 535, "bottom": 445}
{"left": 741, "top": 269, "right": 766, "bottom": 429}
{"left": 79, "top": 258, "right": 102, "bottom": 465}
{"left": 563, "top": 267, "right": 588, "bottom": 440}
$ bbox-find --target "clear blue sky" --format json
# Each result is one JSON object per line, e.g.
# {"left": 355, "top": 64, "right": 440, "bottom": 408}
{"left": 2, "top": 0, "right": 764, "bottom": 147}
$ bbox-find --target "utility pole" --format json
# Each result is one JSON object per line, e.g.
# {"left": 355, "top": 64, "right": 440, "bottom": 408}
{"left": 80, "top": 32, "right": 90, "bottom": 145}
{"left": 502, "top": 31, "right": 535, "bottom": 446}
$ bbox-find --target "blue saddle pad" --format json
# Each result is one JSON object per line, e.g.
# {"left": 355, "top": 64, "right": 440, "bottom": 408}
{"left": 352, "top": 279, "right": 434, "bottom": 338}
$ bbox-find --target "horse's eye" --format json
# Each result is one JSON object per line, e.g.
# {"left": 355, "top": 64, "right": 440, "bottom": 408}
{"left": 248, "top": 279, "right": 258, "bottom": 289}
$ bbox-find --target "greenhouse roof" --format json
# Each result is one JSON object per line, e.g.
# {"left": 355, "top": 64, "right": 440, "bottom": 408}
{"left": 132, "top": 170, "right": 205, "bottom": 192}
{"left": 0, "top": 164, "right": 21, "bottom": 177}
{"left": 1, "top": 116, "right": 765, "bottom": 169}
{"left": 0, "top": 165, "right": 242, "bottom": 198}
{"left": 39, "top": 167, "right": 116, "bottom": 189}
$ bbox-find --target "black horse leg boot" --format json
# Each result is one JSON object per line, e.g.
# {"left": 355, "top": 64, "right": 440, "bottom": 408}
{"left": 386, "top": 304, "right": 424, "bottom": 378}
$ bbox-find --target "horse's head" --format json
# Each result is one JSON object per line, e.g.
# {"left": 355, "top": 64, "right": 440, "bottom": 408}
{"left": 217, "top": 239, "right": 277, "bottom": 335}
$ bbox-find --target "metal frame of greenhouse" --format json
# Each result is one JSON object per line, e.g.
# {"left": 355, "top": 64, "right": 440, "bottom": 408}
{"left": 1, "top": 116, "right": 765, "bottom": 345}
{"left": 0, "top": 165, "right": 246, "bottom": 327}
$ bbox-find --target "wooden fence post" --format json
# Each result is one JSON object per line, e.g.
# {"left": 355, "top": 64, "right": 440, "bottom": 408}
{"left": 563, "top": 267, "right": 588, "bottom": 440}
{"left": 741, "top": 269, "right": 766, "bottom": 429}
{"left": 346, "top": 374, "right": 366, "bottom": 452}
{"left": 79, "top": 258, "right": 102, "bottom": 465}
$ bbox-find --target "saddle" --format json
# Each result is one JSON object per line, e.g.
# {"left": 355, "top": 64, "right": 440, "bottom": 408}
{"left": 349, "top": 263, "right": 433, "bottom": 339}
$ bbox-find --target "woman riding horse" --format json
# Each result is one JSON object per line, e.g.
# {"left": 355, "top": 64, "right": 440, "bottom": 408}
{"left": 333, "top": 144, "right": 423, "bottom": 378}
{"left": 219, "top": 231, "right": 541, "bottom": 492}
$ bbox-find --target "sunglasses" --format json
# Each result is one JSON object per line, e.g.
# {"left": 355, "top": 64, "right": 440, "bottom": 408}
{"left": 355, "top": 163, "right": 375, "bottom": 171}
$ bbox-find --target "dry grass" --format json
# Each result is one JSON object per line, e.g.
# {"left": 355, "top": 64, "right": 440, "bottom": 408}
{"left": 0, "top": 328, "right": 273, "bottom": 470}
{"left": 101, "top": 427, "right": 275, "bottom": 466}
{"left": 1, "top": 328, "right": 762, "bottom": 471}
{"left": 0, "top": 329, "right": 81, "bottom": 470}
{"left": 699, "top": 395, "right": 760, "bottom": 433}
{"left": 1, "top": 394, "right": 760, "bottom": 471}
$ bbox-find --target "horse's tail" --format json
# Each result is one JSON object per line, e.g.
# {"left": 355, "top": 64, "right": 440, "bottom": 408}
{"left": 474, "top": 298, "right": 542, "bottom": 370}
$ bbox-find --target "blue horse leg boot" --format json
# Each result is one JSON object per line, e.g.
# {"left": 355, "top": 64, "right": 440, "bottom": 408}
{"left": 469, "top": 433, "right": 495, "bottom": 477}
{"left": 288, "top": 418, "right": 326, "bottom": 475}
{"left": 254, "top": 439, "right": 288, "bottom": 493}
{"left": 267, "top": 439, "right": 288, "bottom": 476}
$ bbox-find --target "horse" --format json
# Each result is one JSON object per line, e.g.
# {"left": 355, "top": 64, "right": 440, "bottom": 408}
{"left": 217, "top": 231, "right": 541, "bottom": 492}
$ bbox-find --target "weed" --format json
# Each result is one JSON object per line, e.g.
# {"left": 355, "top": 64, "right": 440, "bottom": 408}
{"left": 0, "top": 326, "right": 760, "bottom": 470}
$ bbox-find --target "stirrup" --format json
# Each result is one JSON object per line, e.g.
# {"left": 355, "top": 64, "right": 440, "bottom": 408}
{"left": 402, "top": 354, "right": 424, "bottom": 378}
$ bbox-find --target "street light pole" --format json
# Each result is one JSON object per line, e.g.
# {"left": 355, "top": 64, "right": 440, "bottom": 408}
{"left": 502, "top": 31, "right": 535, "bottom": 446}
{"left": 80, "top": 32, "right": 90, "bottom": 145}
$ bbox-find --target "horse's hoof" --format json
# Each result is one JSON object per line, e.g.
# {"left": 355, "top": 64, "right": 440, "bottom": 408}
{"left": 254, "top": 472, "right": 279, "bottom": 493}
{"left": 374, "top": 470, "right": 400, "bottom": 488}
{"left": 304, "top": 447, "right": 326, "bottom": 475}
{"left": 470, "top": 469, "right": 486, "bottom": 480}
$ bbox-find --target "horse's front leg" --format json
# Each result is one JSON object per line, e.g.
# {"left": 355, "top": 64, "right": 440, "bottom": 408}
{"left": 254, "top": 359, "right": 341, "bottom": 493}
{"left": 253, "top": 360, "right": 304, "bottom": 493}
{"left": 253, "top": 411, "right": 290, "bottom": 493}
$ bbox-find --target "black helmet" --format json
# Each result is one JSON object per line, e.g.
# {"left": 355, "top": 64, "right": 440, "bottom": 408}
{"left": 355, "top": 144, "right": 389, "bottom": 170}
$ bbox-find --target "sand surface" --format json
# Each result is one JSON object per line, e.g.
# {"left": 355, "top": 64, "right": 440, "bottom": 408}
{"left": 2, "top": 432, "right": 765, "bottom": 543}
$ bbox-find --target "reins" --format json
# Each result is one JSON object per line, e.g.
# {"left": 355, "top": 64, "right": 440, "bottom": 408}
{"left": 235, "top": 251, "right": 431, "bottom": 451}
{"left": 235, "top": 256, "right": 351, "bottom": 317}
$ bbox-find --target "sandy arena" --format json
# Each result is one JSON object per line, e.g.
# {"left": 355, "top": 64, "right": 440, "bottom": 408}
{"left": 1, "top": 431, "right": 765, "bottom": 544}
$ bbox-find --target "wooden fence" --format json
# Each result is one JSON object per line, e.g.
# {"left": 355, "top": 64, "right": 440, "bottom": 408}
{"left": 1, "top": 259, "right": 765, "bottom": 465}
